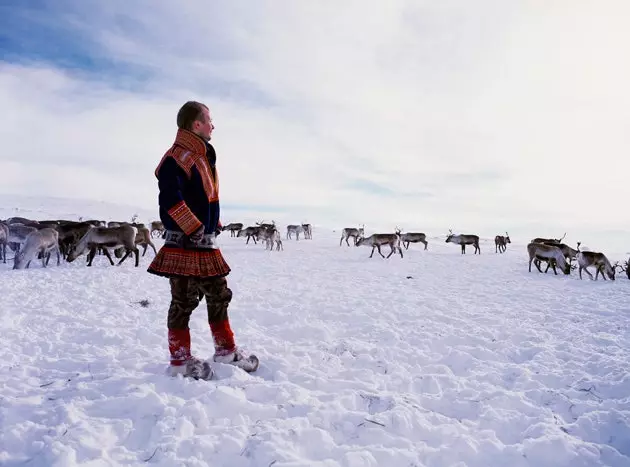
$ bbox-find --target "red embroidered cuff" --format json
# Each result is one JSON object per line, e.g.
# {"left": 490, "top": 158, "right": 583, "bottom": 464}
{"left": 167, "top": 200, "right": 203, "bottom": 235}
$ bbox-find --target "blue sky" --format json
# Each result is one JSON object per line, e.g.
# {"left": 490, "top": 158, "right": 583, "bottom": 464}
{"left": 1, "top": 1, "right": 629, "bottom": 249}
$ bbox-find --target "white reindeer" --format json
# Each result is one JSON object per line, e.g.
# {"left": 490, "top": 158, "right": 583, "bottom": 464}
{"left": 527, "top": 242, "right": 571, "bottom": 275}
{"left": 13, "top": 228, "right": 61, "bottom": 270}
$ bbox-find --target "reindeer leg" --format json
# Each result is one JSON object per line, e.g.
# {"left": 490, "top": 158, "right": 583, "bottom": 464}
{"left": 369, "top": 246, "right": 376, "bottom": 258}
{"left": 534, "top": 259, "right": 543, "bottom": 273}
{"left": 582, "top": 266, "right": 593, "bottom": 280}
{"left": 377, "top": 245, "right": 385, "bottom": 258}
{"left": 386, "top": 246, "right": 394, "bottom": 258}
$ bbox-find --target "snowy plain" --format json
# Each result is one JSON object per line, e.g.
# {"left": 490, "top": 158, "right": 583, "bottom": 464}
{"left": 1, "top": 199, "right": 630, "bottom": 467}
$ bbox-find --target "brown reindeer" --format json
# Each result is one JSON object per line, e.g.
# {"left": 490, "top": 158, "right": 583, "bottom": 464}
{"left": 340, "top": 225, "right": 364, "bottom": 246}
{"left": 495, "top": 232, "right": 510, "bottom": 253}
{"left": 399, "top": 231, "right": 428, "bottom": 250}
{"left": 67, "top": 225, "right": 139, "bottom": 267}
{"left": 446, "top": 230, "right": 480, "bottom": 254}
{"left": 222, "top": 223, "right": 243, "bottom": 237}
{"left": 356, "top": 230, "right": 403, "bottom": 258}
{"left": 576, "top": 247, "right": 618, "bottom": 281}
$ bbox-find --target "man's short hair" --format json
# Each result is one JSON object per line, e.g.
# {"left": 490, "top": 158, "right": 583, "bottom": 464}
{"left": 177, "top": 101, "right": 209, "bottom": 131}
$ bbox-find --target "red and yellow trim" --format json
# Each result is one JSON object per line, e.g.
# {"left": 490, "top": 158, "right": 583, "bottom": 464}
{"left": 167, "top": 200, "right": 202, "bottom": 235}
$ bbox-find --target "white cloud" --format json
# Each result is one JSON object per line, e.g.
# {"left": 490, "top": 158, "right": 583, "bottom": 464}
{"left": 1, "top": 0, "right": 629, "bottom": 250}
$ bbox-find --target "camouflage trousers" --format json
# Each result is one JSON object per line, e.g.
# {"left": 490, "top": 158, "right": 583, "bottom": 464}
{"left": 167, "top": 275, "right": 233, "bottom": 329}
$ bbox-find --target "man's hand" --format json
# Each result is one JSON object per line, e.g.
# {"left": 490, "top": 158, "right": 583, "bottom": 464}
{"left": 188, "top": 225, "right": 205, "bottom": 244}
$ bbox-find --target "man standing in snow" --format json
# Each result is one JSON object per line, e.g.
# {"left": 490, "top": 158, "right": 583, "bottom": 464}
{"left": 148, "top": 101, "right": 258, "bottom": 380}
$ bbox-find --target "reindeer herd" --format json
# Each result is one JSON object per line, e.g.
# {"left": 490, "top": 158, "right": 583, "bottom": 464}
{"left": 335, "top": 224, "right": 629, "bottom": 282}
{"left": 1, "top": 215, "right": 628, "bottom": 283}
{"left": 0, "top": 216, "right": 156, "bottom": 269}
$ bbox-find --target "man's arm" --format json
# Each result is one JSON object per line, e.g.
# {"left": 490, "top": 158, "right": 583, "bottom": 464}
{"left": 158, "top": 157, "right": 203, "bottom": 235}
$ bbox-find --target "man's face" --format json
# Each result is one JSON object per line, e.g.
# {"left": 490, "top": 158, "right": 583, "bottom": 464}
{"left": 193, "top": 108, "right": 214, "bottom": 141}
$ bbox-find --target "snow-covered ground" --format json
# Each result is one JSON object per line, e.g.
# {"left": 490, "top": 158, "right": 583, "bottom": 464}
{"left": 1, "top": 201, "right": 630, "bottom": 466}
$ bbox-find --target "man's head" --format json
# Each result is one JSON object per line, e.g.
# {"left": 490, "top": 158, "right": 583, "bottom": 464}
{"left": 177, "top": 101, "right": 214, "bottom": 141}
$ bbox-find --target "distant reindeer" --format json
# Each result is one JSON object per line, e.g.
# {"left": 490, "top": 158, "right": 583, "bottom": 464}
{"left": 445, "top": 230, "right": 480, "bottom": 254}
{"left": 356, "top": 229, "right": 403, "bottom": 258}
{"left": 13, "top": 228, "right": 61, "bottom": 270}
{"left": 495, "top": 232, "right": 511, "bottom": 253}
{"left": 302, "top": 223, "right": 312, "bottom": 239}
{"left": 286, "top": 224, "right": 304, "bottom": 240}
{"left": 398, "top": 231, "right": 428, "bottom": 250}
{"left": 576, "top": 247, "right": 618, "bottom": 280}
{"left": 222, "top": 222, "right": 243, "bottom": 237}
{"left": 259, "top": 225, "right": 283, "bottom": 251}
{"left": 237, "top": 226, "right": 261, "bottom": 244}
{"left": 340, "top": 225, "right": 364, "bottom": 246}
{"left": 527, "top": 242, "right": 571, "bottom": 275}
{"left": 67, "top": 225, "right": 139, "bottom": 267}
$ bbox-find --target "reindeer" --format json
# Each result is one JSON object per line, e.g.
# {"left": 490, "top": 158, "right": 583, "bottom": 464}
{"left": 445, "top": 230, "right": 480, "bottom": 254}
{"left": 302, "top": 223, "right": 312, "bottom": 239}
{"left": 495, "top": 232, "right": 511, "bottom": 253}
{"left": 340, "top": 225, "right": 364, "bottom": 246}
{"left": 150, "top": 220, "right": 165, "bottom": 239}
{"left": 115, "top": 224, "right": 157, "bottom": 258}
{"left": 67, "top": 225, "right": 139, "bottom": 267}
{"left": 576, "top": 249, "right": 618, "bottom": 281}
{"left": 356, "top": 230, "right": 403, "bottom": 258}
{"left": 398, "top": 231, "right": 428, "bottom": 250}
{"left": 534, "top": 241, "right": 579, "bottom": 269}
{"left": 237, "top": 226, "right": 262, "bottom": 244}
{"left": 8, "top": 224, "right": 38, "bottom": 254}
{"left": 531, "top": 232, "right": 566, "bottom": 244}
{"left": 13, "top": 228, "right": 61, "bottom": 270}
{"left": 0, "top": 222, "right": 8, "bottom": 263}
{"left": 619, "top": 258, "right": 630, "bottom": 280}
{"left": 286, "top": 224, "right": 304, "bottom": 240}
{"left": 222, "top": 222, "right": 243, "bottom": 237}
{"left": 527, "top": 242, "right": 571, "bottom": 275}
{"left": 259, "top": 225, "right": 283, "bottom": 251}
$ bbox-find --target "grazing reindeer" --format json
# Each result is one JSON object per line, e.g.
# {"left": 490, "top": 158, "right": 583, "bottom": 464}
{"left": 399, "top": 231, "right": 428, "bottom": 250}
{"left": 356, "top": 231, "right": 403, "bottom": 258}
{"left": 67, "top": 225, "right": 139, "bottom": 267}
{"left": 237, "top": 226, "right": 261, "bottom": 244}
{"left": 445, "top": 230, "right": 480, "bottom": 254}
{"left": 0, "top": 222, "right": 9, "bottom": 263}
{"left": 576, "top": 249, "right": 618, "bottom": 280}
{"left": 222, "top": 223, "right": 243, "bottom": 237}
{"left": 495, "top": 232, "right": 511, "bottom": 253}
{"left": 527, "top": 242, "right": 571, "bottom": 275}
{"left": 340, "top": 225, "right": 364, "bottom": 246}
{"left": 286, "top": 224, "right": 304, "bottom": 240}
{"left": 13, "top": 228, "right": 61, "bottom": 270}
{"left": 8, "top": 224, "right": 38, "bottom": 254}
{"left": 302, "top": 223, "right": 312, "bottom": 239}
